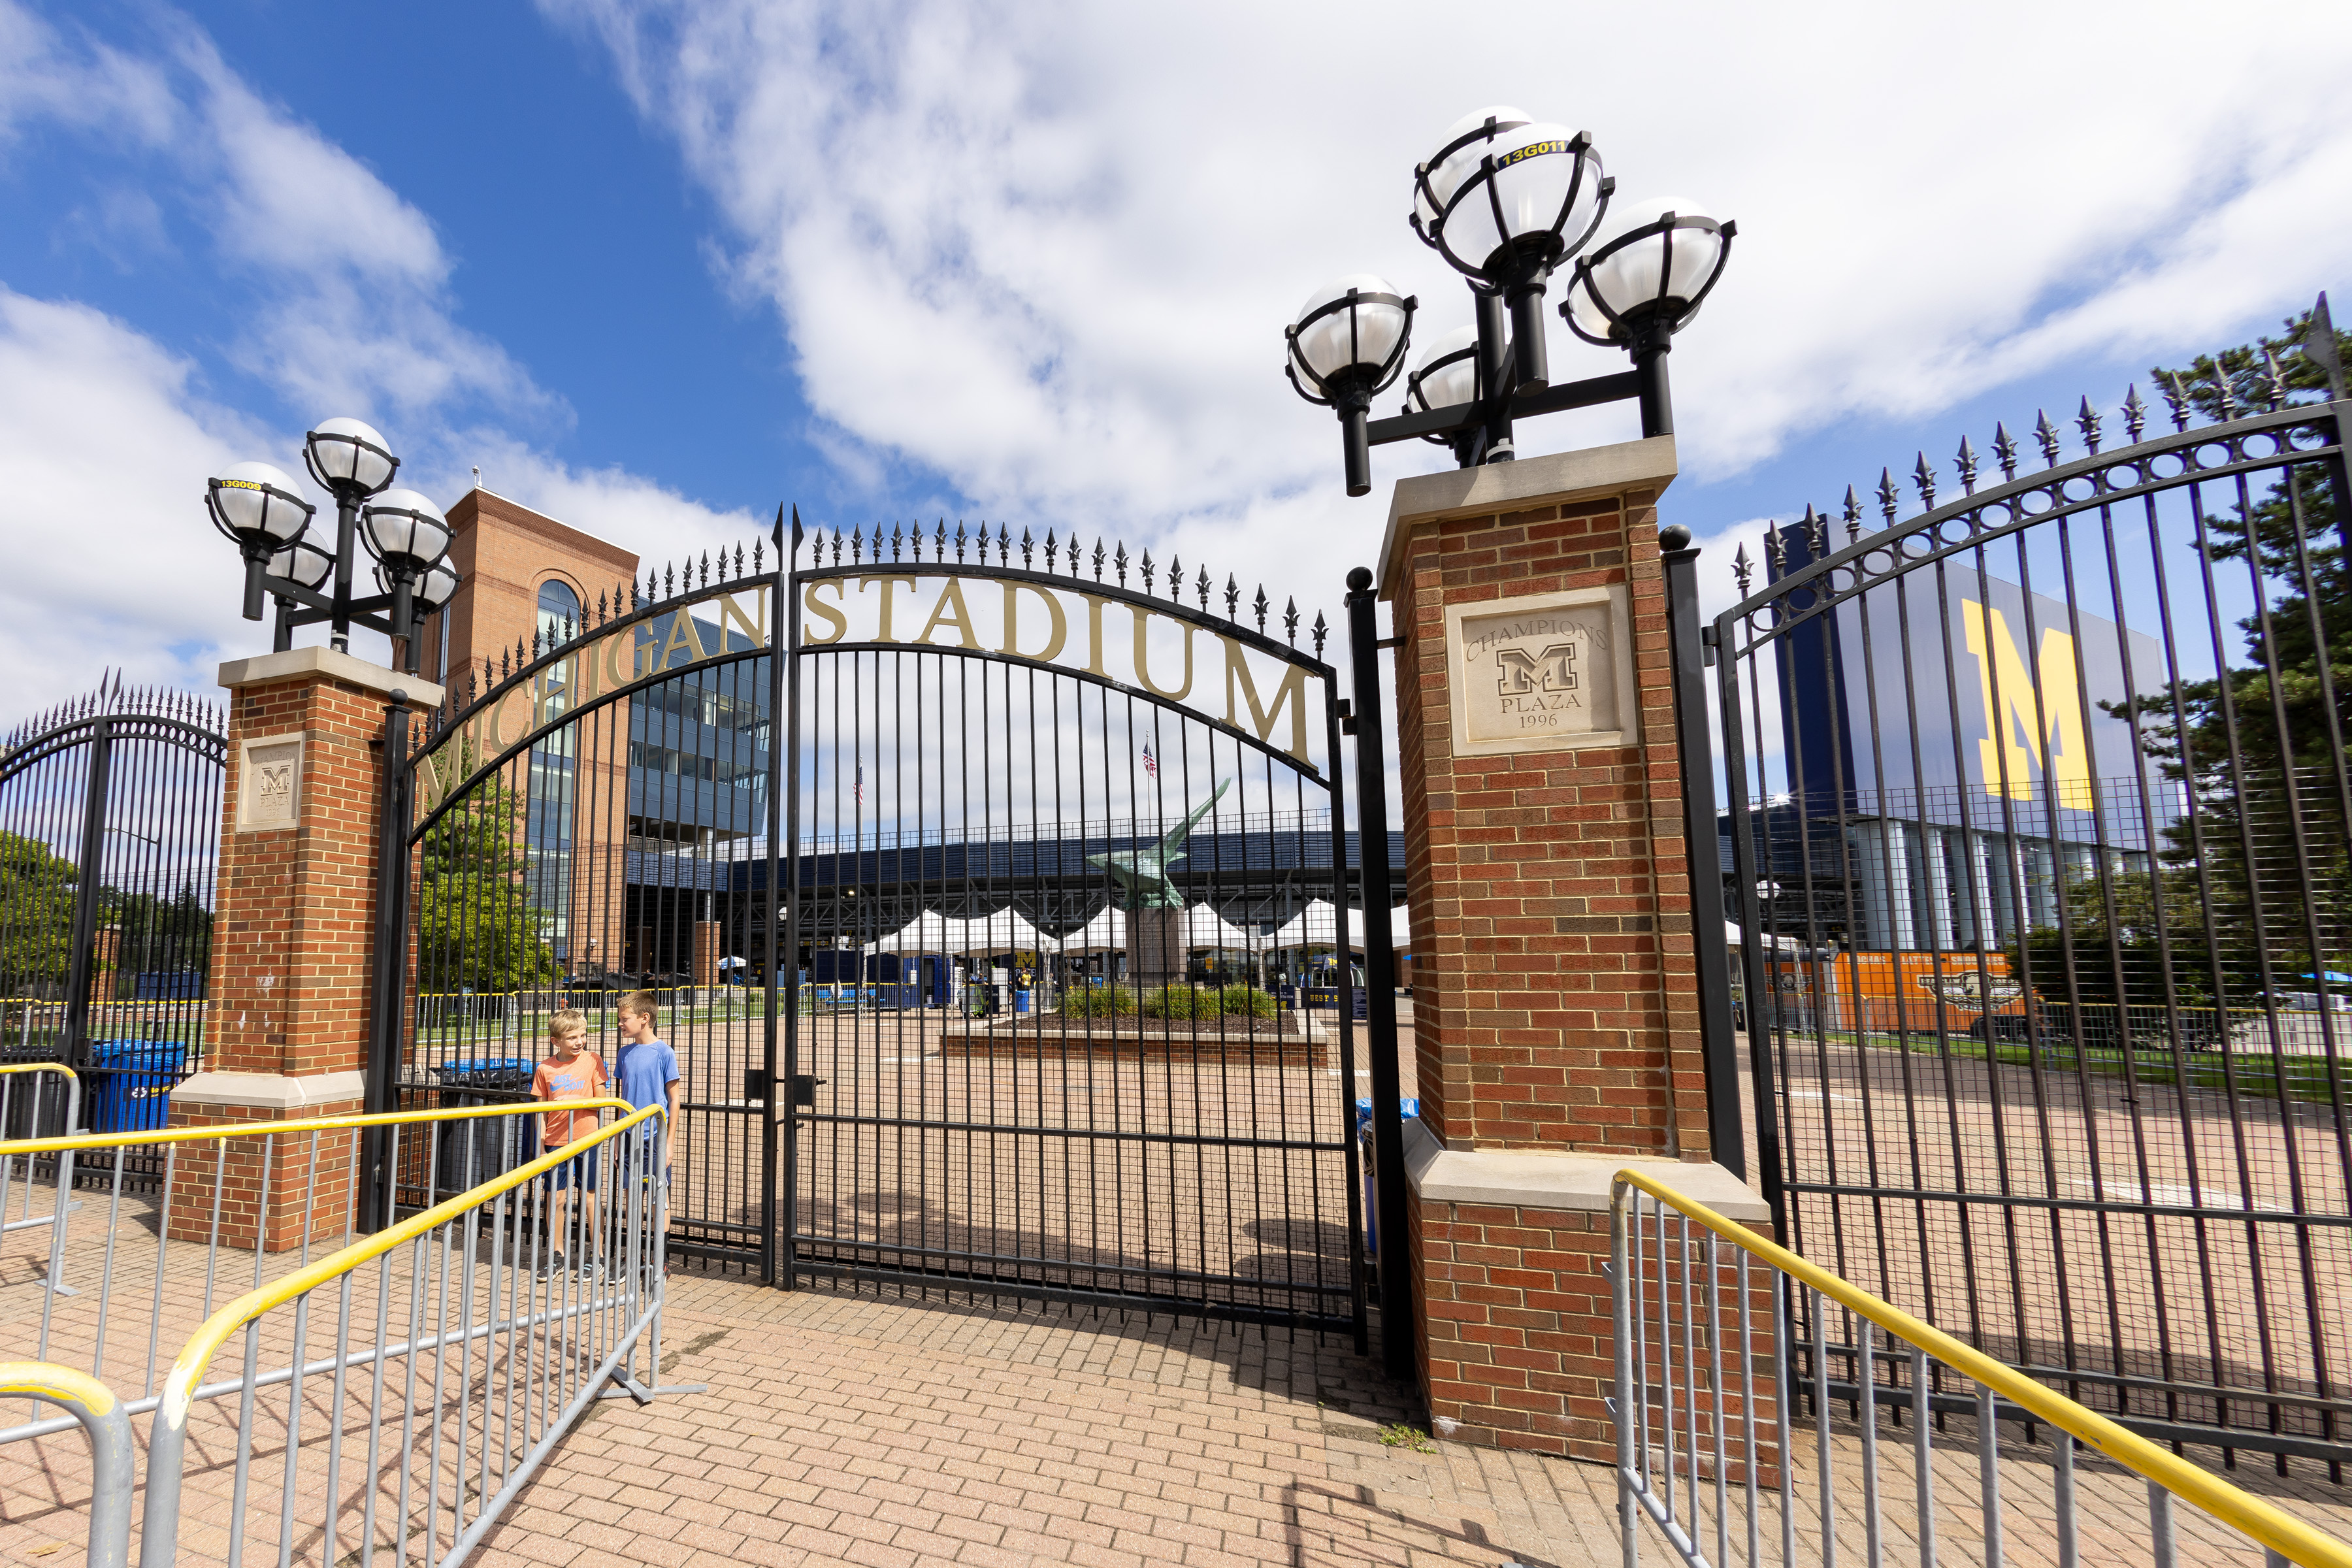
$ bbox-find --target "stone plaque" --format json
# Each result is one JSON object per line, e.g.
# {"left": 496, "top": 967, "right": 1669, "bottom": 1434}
{"left": 1444, "top": 585, "right": 1637, "bottom": 757}
{"left": 237, "top": 735, "right": 303, "bottom": 832}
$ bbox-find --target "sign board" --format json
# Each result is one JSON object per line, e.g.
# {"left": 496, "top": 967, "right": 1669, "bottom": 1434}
{"left": 237, "top": 734, "right": 302, "bottom": 832}
{"left": 1442, "top": 585, "right": 1637, "bottom": 757}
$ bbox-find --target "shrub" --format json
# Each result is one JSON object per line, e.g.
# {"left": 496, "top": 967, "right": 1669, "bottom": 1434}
{"left": 1062, "top": 983, "right": 1279, "bottom": 1021}
{"left": 1061, "top": 983, "right": 1137, "bottom": 1018}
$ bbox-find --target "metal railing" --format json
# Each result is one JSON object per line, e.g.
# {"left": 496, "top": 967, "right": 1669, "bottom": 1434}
{"left": 0, "top": 1361, "right": 134, "bottom": 1568}
{"left": 0, "top": 1098, "right": 698, "bottom": 1568}
{"left": 137, "top": 1100, "right": 687, "bottom": 1568}
{"left": 0, "top": 1100, "right": 610, "bottom": 1433}
{"left": 1611, "top": 1169, "right": 2352, "bottom": 1567}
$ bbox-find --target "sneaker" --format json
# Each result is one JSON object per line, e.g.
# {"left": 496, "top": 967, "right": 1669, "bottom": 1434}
{"left": 539, "top": 1251, "right": 567, "bottom": 1277}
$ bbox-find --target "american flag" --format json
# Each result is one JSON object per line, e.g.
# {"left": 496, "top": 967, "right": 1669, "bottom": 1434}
{"left": 1141, "top": 742, "right": 1156, "bottom": 779}
{"left": 854, "top": 762, "right": 864, "bottom": 804}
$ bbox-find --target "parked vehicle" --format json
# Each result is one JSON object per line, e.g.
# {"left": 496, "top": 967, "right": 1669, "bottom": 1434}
{"left": 1968, "top": 1009, "right": 2048, "bottom": 1045}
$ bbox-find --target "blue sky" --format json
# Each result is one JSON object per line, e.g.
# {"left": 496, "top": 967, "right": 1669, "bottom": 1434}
{"left": 2, "top": 0, "right": 2349, "bottom": 715}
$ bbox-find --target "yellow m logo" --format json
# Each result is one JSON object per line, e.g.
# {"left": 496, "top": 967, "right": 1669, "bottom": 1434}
{"left": 1962, "top": 600, "right": 2092, "bottom": 808}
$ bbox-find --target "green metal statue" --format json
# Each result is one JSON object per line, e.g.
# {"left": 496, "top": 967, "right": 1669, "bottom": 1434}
{"left": 1088, "top": 777, "right": 1231, "bottom": 910}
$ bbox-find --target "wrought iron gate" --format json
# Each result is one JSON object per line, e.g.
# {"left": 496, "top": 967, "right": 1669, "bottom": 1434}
{"left": 785, "top": 526, "right": 1363, "bottom": 1333}
{"left": 382, "top": 528, "right": 1366, "bottom": 1335}
{"left": 1696, "top": 315, "right": 2352, "bottom": 1466}
{"left": 0, "top": 678, "right": 223, "bottom": 1147}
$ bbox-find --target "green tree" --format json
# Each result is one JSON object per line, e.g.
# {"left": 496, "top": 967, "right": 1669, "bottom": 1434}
{"left": 2088, "top": 308, "right": 2352, "bottom": 1002}
{"left": 0, "top": 831, "right": 77, "bottom": 991}
{"left": 105, "top": 883, "right": 214, "bottom": 994}
{"left": 414, "top": 751, "right": 557, "bottom": 993}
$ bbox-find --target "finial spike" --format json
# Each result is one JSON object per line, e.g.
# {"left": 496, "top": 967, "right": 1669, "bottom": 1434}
{"left": 2306, "top": 291, "right": 2346, "bottom": 403}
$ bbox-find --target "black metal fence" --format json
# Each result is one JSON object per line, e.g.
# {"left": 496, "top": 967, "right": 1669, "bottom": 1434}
{"left": 380, "top": 529, "right": 1373, "bottom": 1337}
{"left": 0, "top": 678, "right": 223, "bottom": 1174}
{"left": 1695, "top": 314, "right": 2352, "bottom": 1468}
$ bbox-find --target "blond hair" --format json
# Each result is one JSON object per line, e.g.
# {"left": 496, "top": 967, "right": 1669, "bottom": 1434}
{"left": 617, "top": 990, "right": 659, "bottom": 1025}
{"left": 548, "top": 1007, "right": 589, "bottom": 1043}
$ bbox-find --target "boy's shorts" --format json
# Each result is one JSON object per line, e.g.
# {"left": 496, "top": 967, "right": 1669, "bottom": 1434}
{"left": 546, "top": 1147, "right": 599, "bottom": 1191}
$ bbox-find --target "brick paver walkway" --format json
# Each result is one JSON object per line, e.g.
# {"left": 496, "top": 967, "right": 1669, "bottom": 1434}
{"left": 476, "top": 1275, "right": 1625, "bottom": 1568}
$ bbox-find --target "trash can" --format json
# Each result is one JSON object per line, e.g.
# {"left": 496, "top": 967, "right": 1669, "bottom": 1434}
{"left": 86, "top": 1041, "right": 186, "bottom": 1134}
{"left": 1354, "top": 1096, "right": 1422, "bottom": 1272}
{"left": 429, "top": 1058, "right": 536, "bottom": 1194}
{"left": 0, "top": 1051, "right": 74, "bottom": 1139}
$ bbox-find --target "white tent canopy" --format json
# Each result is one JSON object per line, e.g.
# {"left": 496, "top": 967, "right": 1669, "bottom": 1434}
{"left": 1267, "top": 900, "right": 1413, "bottom": 953}
{"left": 868, "top": 908, "right": 1060, "bottom": 956}
{"left": 1056, "top": 904, "right": 1263, "bottom": 955}
{"left": 1725, "top": 921, "right": 1805, "bottom": 955}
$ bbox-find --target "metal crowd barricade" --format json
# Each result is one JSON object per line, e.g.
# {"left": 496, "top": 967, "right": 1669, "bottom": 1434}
{"left": 0, "top": 1098, "right": 698, "bottom": 1568}
{"left": 1610, "top": 1170, "right": 2352, "bottom": 1567}
{"left": 0, "top": 1062, "right": 82, "bottom": 1351}
{"left": 0, "top": 1361, "right": 134, "bottom": 1568}
{"left": 135, "top": 1100, "right": 693, "bottom": 1568}
{"left": 0, "top": 1101, "right": 598, "bottom": 1440}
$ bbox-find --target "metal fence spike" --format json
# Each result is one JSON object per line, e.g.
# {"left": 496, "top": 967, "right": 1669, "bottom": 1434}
{"left": 2033, "top": 409, "right": 2061, "bottom": 465}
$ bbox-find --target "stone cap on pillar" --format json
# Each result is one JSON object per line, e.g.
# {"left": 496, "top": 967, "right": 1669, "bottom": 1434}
{"left": 218, "top": 645, "right": 446, "bottom": 710}
{"left": 1375, "top": 433, "right": 1678, "bottom": 601}
{"left": 1403, "top": 1116, "right": 1767, "bottom": 1222}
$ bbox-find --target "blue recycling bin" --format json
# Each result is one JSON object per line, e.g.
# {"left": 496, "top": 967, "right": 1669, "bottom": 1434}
{"left": 87, "top": 1041, "right": 186, "bottom": 1134}
{"left": 429, "top": 1058, "right": 536, "bottom": 1194}
{"left": 1354, "top": 1096, "right": 1421, "bottom": 1264}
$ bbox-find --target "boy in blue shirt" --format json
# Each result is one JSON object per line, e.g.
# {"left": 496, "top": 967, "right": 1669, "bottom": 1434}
{"left": 613, "top": 989, "right": 681, "bottom": 1201}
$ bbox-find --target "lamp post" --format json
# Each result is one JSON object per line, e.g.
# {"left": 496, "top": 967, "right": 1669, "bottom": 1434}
{"left": 1288, "top": 107, "right": 1735, "bottom": 1379}
{"left": 1285, "top": 276, "right": 1416, "bottom": 497}
{"left": 206, "top": 418, "right": 461, "bottom": 672}
{"left": 1286, "top": 103, "right": 1735, "bottom": 487}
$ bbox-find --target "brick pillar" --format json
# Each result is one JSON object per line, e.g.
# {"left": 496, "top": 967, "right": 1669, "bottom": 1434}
{"left": 170, "top": 647, "right": 442, "bottom": 1252}
{"left": 1375, "top": 438, "right": 1771, "bottom": 1459}
{"left": 691, "top": 920, "right": 725, "bottom": 988}
{"left": 89, "top": 927, "right": 120, "bottom": 1004}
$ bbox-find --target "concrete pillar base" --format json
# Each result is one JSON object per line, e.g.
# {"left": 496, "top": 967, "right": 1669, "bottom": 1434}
{"left": 1404, "top": 1121, "right": 1778, "bottom": 1471}
{"left": 163, "top": 1071, "right": 368, "bottom": 1252}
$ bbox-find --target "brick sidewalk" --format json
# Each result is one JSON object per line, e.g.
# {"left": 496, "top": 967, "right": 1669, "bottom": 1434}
{"left": 474, "top": 1273, "right": 1625, "bottom": 1568}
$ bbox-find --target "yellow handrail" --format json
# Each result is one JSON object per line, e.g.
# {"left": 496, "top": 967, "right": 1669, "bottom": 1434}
{"left": 1616, "top": 1169, "right": 2352, "bottom": 1568}
{"left": 0, "top": 1098, "right": 632, "bottom": 1158}
{"left": 0, "top": 1063, "right": 74, "bottom": 1077}
{"left": 157, "top": 1100, "right": 664, "bottom": 1426}
{"left": 0, "top": 1361, "right": 116, "bottom": 1416}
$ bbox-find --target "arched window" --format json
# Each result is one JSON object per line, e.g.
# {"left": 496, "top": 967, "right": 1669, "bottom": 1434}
{"left": 536, "top": 578, "right": 581, "bottom": 639}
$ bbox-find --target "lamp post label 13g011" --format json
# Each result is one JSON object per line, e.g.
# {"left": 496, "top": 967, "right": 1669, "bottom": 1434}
{"left": 1443, "top": 584, "right": 1634, "bottom": 757}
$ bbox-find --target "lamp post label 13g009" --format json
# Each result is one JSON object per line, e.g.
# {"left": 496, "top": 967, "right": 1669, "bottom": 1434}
{"left": 1443, "top": 583, "right": 1635, "bottom": 757}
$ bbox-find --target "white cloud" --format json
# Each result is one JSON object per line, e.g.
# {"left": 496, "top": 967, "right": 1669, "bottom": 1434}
{"left": 544, "top": 0, "right": 2352, "bottom": 546}
{"left": 0, "top": 1, "right": 751, "bottom": 714}
{"left": 422, "top": 433, "right": 765, "bottom": 582}
{"left": 0, "top": 289, "right": 271, "bottom": 704}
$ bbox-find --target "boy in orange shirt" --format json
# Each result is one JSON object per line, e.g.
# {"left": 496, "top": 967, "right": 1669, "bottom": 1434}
{"left": 532, "top": 1008, "right": 607, "bottom": 1275}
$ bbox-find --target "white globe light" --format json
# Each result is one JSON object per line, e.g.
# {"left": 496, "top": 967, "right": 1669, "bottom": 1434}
{"left": 305, "top": 416, "right": 398, "bottom": 494}
{"left": 263, "top": 534, "right": 335, "bottom": 591}
{"left": 1289, "top": 273, "right": 1411, "bottom": 389}
{"left": 1405, "top": 325, "right": 1479, "bottom": 413}
{"left": 208, "top": 461, "right": 312, "bottom": 544}
{"left": 1412, "top": 105, "right": 1532, "bottom": 231}
{"left": 360, "top": 487, "right": 452, "bottom": 569}
{"left": 415, "top": 560, "right": 459, "bottom": 611}
{"left": 1567, "top": 195, "right": 1731, "bottom": 341}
